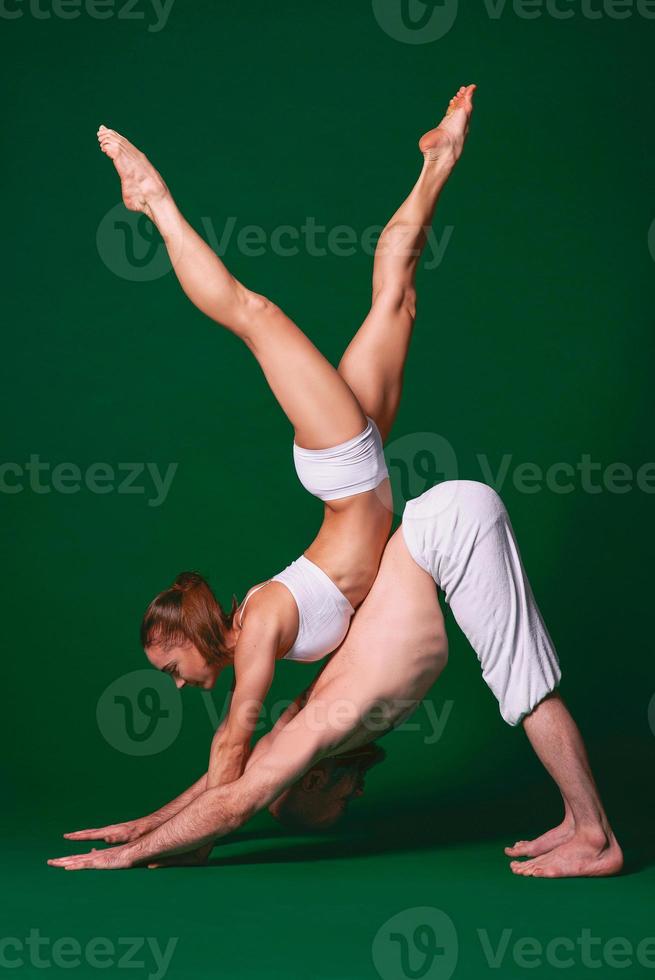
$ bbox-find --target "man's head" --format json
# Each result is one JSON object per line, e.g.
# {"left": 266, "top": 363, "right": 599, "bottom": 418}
{"left": 268, "top": 743, "right": 387, "bottom": 830}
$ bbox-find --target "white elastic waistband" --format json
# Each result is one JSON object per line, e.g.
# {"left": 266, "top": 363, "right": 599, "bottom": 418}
{"left": 292, "top": 417, "right": 389, "bottom": 502}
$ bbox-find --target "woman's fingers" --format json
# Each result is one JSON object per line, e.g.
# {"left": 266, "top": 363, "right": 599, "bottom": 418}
{"left": 64, "top": 829, "right": 105, "bottom": 840}
{"left": 64, "top": 824, "right": 133, "bottom": 843}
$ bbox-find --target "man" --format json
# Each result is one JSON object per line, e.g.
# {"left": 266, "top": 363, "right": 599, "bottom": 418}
{"left": 50, "top": 482, "right": 623, "bottom": 878}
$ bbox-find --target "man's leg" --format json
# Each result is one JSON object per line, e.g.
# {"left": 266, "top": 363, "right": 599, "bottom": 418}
{"left": 507, "top": 693, "right": 623, "bottom": 878}
{"left": 403, "top": 481, "right": 622, "bottom": 877}
{"left": 338, "top": 85, "right": 475, "bottom": 441}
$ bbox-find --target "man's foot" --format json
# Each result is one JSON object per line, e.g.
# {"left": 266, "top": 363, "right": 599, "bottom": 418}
{"left": 419, "top": 84, "right": 476, "bottom": 166}
{"left": 509, "top": 828, "right": 624, "bottom": 879}
{"left": 504, "top": 818, "right": 576, "bottom": 859}
{"left": 97, "top": 125, "right": 168, "bottom": 217}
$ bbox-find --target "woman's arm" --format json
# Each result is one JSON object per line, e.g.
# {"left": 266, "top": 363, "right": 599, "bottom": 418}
{"left": 63, "top": 717, "right": 231, "bottom": 843}
{"left": 62, "top": 772, "right": 209, "bottom": 844}
{"left": 206, "top": 622, "right": 279, "bottom": 788}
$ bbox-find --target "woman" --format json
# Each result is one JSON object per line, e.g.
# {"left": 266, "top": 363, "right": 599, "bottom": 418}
{"left": 97, "top": 84, "right": 476, "bottom": 790}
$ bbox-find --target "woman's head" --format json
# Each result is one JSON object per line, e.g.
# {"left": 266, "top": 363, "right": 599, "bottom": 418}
{"left": 141, "top": 571, "right": 237, "bottom": 689}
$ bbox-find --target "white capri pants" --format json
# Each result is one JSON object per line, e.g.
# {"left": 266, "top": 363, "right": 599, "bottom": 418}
{"left": 402, "top": 481, "right": 561, "bottom": 726}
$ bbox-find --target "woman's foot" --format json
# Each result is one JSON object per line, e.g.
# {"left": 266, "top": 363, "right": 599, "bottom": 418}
{"left": 97, "top": 125, "right": 168, "bottom": 218}
{"left": 419, "top": 84, "right": 476, "bottom": 166}
{"left": 509, "top": 827, "right": 624, "bottom": 879}
{"left": 504, "top": 818, "right": 576, "bottom": 859}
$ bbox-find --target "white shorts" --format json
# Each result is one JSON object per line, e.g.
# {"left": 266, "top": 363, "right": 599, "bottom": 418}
{"left": 402, "top": 481, "right": 561, "bottom": 726}
{"left": 293, "top": 417, "right": 388, "bottom": 502}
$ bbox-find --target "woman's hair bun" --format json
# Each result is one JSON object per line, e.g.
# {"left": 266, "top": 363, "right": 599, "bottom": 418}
{"left": 171, "top": 571, "right": 206, "bottom": 593}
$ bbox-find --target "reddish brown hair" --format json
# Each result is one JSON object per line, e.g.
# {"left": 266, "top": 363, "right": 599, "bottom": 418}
{"left": 140, "top": 571, "right": 237, "bottom": 665}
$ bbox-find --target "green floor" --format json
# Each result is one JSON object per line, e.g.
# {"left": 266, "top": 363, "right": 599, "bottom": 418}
{"left": 8, "top": 801, "right": 654, "bottom": 980}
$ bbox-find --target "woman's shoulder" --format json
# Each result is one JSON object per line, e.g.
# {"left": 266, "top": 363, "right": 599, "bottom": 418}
{"left": 239, "top": 580, "right": 300, "bottom": 655}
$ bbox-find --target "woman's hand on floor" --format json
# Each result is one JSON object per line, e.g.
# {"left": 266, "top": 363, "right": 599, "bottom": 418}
{"left": 63, "top": 817, "right": 153, "bottom": 844}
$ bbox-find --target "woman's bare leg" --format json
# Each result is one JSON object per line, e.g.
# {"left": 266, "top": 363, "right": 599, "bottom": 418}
{"left": 507, "top": 694, "right": 623, "bottom": 878}
{"left": 97, "top": 127, "right": 365, "bottom": 450}
{"left": 338, "top": 85, "right": 475, "bottom": 442}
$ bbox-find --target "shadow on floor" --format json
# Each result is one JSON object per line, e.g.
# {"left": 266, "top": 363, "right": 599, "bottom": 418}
{"left": 207, "top": 788, "right": 653, "bottom": 876}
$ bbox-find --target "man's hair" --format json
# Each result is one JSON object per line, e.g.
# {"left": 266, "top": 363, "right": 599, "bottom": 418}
{"left": 269, "top": 760, "right": 344, "bottom": 831}
{"left": 269, "top": 747, "right": 386, "bottom": 831}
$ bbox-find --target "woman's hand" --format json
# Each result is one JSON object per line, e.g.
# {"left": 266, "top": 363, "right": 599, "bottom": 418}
{"left": 63, "top": 817, "right": 153, "bottom": 845}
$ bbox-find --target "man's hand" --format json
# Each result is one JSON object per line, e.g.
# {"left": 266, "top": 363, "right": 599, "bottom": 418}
{"left": 147, "top": 843, "right": 213, "bottom": 869}
{"left": 63, "top": 818, "right": 153, "bottom": 845}
{"left": 47, "top": 844, "right": 138, "bottom": 871}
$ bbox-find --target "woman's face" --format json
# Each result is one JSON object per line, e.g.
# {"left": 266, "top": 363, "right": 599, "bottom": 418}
{"left": 145, "top": 641, "right": 224, "bottom": 690}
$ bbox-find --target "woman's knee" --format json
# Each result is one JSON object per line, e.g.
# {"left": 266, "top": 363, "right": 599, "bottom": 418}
{"left": 231, "top": 287, "right": 281, "bottom": 339}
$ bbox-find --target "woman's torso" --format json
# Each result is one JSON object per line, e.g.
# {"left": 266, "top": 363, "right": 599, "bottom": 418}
{"left": 238, "top": 418, "right": 394, "bottom": 662}
{"left": 304, "top": 479, "right": 393, "bottom": 607}
{"left": 237, "top": 480, "right": 393, "bottom": 663}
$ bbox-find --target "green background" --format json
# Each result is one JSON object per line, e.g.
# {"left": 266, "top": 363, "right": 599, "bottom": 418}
{"left": 3, "top": 0, "right": 654, "bottom": 977}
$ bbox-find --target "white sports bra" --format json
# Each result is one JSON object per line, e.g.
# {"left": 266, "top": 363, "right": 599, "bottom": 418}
{"left": 238, "top": 555, "right": 355, "bottom": 663}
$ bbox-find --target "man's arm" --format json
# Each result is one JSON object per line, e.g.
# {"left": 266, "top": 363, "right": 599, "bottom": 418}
{"left": 63, "top": 677, "right": 313, "bottom": 848}
{"left": 48, "top": 704, "right": 335, "bottom": 870}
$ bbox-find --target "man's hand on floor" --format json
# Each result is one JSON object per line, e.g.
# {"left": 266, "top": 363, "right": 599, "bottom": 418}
{"left": 47, "top": 843, "right": 137, "bottom": 871}
{"left": 146, "top": 843, "right": 213, "bottom": 869}
{"left": 47, "top": 839, "right": 213, "bottom": 872}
